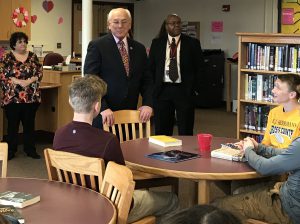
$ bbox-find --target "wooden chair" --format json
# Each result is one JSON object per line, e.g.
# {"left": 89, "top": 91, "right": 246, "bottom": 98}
{"left": 101, "top": 162, "right": 155, "bottom": 224}
{"left": 103, "top": 110, "right": 178, "bottom": 192}
{"left": 0, "top": 143, "right": 8, "bottom": 177}
{"left": 44, "top": 148, "right": 105, "bottom": 192}
{"left": 103, "top": 110, "right": 150, "bottom": 143}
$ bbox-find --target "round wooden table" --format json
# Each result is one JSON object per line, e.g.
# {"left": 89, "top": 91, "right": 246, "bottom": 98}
{"left": 0, "top": 178, "right": 116, "bottom": 224}
{"left": 121, "top": 136, "right": 261, "bottom": 204}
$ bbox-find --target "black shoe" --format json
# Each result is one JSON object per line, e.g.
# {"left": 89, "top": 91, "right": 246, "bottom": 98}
{"left": 8, "top": 154, "right": 15, "bottom": 160}
{"left": 26, "top": 152, "right": 41, "bottom": 159}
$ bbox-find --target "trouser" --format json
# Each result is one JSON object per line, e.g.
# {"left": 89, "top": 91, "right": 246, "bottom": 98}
{"left": 4, "top": 103, "right": 39, "bottom": 156}
{"left": 154, "top": 84, "right": 195, "bottom": 136}
{"left": 127, "top": 190, "right": 179, "bottom": 223}
{"left": 213, "top": 182, "right": 292, "bottom": 224}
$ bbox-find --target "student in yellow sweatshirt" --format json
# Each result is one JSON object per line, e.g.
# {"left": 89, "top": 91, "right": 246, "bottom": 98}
{"left": 262, "top": 74, "right": 300, "bottom": 148}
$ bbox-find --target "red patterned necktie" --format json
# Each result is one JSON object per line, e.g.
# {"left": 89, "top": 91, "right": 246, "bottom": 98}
{"left": 118, "top": 40, "right": 129, "bottom": 76}
{"left": 169, "top": 38, "right": 179, "bottom": 82}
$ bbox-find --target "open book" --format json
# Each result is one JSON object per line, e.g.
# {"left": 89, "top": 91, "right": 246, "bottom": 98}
{"left": 146, "top": 150, "right": 200, "bottom": 163}
{"left": 211, "top": 143, "right": 245, "bottom": 162}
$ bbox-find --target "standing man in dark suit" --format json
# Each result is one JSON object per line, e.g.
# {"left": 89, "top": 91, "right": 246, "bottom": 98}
{"left": 84, "top": 8, "right": 153, "bottom": 128}
{"left": 149, "top": 14, "right": 204, "bottom": 135}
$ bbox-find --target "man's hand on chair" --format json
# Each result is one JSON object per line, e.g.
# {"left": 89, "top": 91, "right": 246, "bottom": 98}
{"left": 138, "top": 106, "right": 152, "bottom": 123}
{"left": 101, "top": 109, "right": 115, "bottom": 126}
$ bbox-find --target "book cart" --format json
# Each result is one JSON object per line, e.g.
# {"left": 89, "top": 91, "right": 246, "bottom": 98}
{"left": 236, "top": 33, "right": 300, "bottom": 141}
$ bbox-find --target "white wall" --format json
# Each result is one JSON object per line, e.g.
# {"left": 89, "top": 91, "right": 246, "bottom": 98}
{"left": 29, "top": 0, "right": 72, "bottom": 56}
{"left": 134, "top": 0, "right": 278, "bottom": 57}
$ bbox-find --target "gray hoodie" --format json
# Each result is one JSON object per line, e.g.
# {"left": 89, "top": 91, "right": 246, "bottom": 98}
{"left": 245, "top": 137, "right": 300, "bottom": 223}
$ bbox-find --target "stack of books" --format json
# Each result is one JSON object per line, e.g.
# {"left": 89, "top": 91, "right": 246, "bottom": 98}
{"left": 211, "top": 143, "right": 245, "bottom": 162}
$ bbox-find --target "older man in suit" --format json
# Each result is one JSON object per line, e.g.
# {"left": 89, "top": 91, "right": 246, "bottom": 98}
{"left": 149, "top": 14, "right": 205, "bottom": 135}
{"left": 84, "top": 8, "right": 153, "bottom": 128}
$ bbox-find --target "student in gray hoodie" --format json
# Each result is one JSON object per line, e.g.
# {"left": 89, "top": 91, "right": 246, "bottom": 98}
{"left": 213, "top": 137, "right": 300, "bottom": 224}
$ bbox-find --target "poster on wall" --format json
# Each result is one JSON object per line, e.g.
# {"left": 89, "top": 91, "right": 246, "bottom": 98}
{"left": 280, "top": 0, "right": 300, "bottom": 33}
{"left": 181, "top": 21, "right": 200, "bottom": 40}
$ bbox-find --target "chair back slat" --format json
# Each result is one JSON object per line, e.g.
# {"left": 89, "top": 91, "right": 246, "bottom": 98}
{"left": 101, "top": 162, "right": 135, "bottom": 224}
{"left": 80, "top": 174, "right": 86, "bottom": 187}
{"left": 71, "top": 172, "right": 78, "bottom": 185}
{"left": 103, "top": 110, "right": 151, "bottom": 143}
{"left": 131, "top": 124, "right": 136, "bottom": 140}
{"left": 0, "top": 143, "right": 8, "bottom": 178}
{"left": 63, "top": 170, "right": 71, "bottom": 183}
{"left": 57, "top": 169, "right": 64, "bottom": 182}
{"left": 124, "top": 124, "right": 129, "bottom": 140}
{"left": 90, "top": 176, "right": 97, "bottom": 190}
{"left": 118, "top": 124, "right": 124, "bottom": 142}
{"left": 44, "top": 149, "right": 105, "bottom": 192}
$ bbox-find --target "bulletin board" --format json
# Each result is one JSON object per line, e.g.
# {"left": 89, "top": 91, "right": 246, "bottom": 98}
{"left": 280, "top": 0, "right": 300, "bottom": 33}
{"left": 181, "top": 21, "right": 200, "bottom": 40}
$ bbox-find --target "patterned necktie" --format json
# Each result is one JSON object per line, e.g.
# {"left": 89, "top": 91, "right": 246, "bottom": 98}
{"left": 169, "top": 37, "right": 179, "bottom": 82}
{"left": 118, "top": 40, "right": 129, "bottom": 76}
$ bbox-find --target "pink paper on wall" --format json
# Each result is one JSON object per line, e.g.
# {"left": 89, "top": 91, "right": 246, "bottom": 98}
{"left": 282, "top": 8, "right": 294, "bottom": 25}
{"left": 211, "top": 21, "right": 223, "bottom": 32}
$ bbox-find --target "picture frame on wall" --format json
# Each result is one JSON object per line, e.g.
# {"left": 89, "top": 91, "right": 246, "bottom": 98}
{"left": 278, "top": 0, "right": 300, "bottom": 33}
{"left": 32, "top": 45, "right": 43, "bottom": 57}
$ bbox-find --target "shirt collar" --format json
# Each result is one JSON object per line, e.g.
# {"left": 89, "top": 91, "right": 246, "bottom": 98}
{"left": 112, "top": 34, "right": 128, "bottom": 45}
{"left": 168, "top": 34, "right": 181, "bottom": 44}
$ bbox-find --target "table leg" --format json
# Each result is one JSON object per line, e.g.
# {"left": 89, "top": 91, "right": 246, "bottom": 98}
{"left": 197, "top": 180, "right": 210, "bottom": 204}
{"left": 225, "top": 61, "right": 232, "bottom": 112}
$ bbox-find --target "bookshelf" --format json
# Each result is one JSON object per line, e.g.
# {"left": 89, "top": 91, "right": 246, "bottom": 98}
{"left": 236, "top": 33, "right": 300, "bottom": 141}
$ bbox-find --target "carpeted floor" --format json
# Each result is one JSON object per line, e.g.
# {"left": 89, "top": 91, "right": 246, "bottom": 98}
{"left": 6, "top": 106, "right": 237, "bottom": 207}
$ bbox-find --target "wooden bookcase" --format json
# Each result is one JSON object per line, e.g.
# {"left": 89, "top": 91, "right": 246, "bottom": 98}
{"left": 236, "top": 33, "right": 300, "bottom": 140}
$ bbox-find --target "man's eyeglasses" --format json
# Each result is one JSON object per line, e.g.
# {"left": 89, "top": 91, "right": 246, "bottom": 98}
{"left": 111, "top": 20, "right": 129, "bottom": 26}
{"left": 167, "top": 21, "right": 182, "bottom": 26}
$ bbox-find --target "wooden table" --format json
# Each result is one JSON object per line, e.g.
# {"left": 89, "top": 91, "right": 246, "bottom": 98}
{"left": 0, "top": 178, "right": 116, "bottom": 224}
{"left": 121, "top": 136, "right": 261, "bottom": 204}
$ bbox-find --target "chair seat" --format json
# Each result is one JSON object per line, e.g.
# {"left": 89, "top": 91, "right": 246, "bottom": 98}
{"left": 131, "top": 215, "right": 156, "bottom": 224}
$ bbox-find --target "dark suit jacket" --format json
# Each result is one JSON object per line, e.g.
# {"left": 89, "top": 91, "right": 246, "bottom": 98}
{"left": 149, "top": 34, "right": 204, "bottom": 98}
{"left": 84, "top": 33, "right": 153, "bottom": 111}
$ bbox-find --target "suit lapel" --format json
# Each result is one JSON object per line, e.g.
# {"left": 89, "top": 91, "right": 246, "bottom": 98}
{"left": 179, "top": 35, "right": 186, "bottom": 73}
{"left": 127, "top": 38, "right": 134, "bottom": 78}
{"left": 159, "top": 36, "right": 168, "bottom": 81}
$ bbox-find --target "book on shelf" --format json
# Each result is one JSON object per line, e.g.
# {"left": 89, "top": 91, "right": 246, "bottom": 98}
{"left": 148, "top": 135, "right": 182, "bottom": 147}
{"left": 0, "top": 191, "right": 40, "bottom": 208}
{"left": 245, "top": 43, "right": 300, "bottom": 73}
{"left": 211, "top": 143, "right": 245, "bottom": 162}
{"left": 243, "top": 105, "right": 270, "bottom": 131}
{"left": 0, "top": 205, "right": 24, "bottom": 223}
{"left": 146, "top": 149, "right": 200, "bottom": 163}
{"left": 244, "top": 74, "right": 276, "bottom": 102}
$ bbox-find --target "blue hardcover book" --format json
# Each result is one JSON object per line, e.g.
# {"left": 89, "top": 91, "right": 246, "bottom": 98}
{"left": 146, "top": 150, "right": 200, "bottom": 163}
